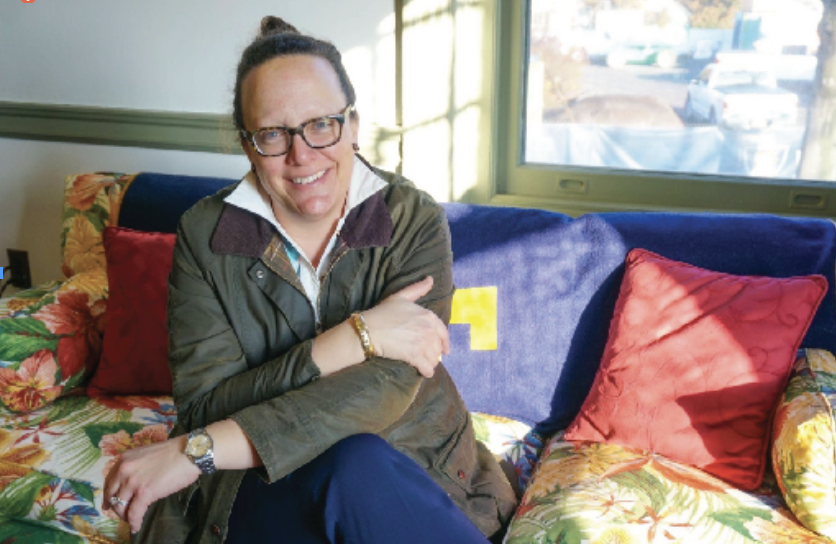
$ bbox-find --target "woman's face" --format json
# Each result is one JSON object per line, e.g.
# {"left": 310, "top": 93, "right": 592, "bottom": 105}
{"left": 240, "top": 55, "right": 358, "bottom": 229}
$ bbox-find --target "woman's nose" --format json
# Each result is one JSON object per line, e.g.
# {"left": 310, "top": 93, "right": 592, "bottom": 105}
{"left": 286, "top": 133, "right": 316, "bottom": 164}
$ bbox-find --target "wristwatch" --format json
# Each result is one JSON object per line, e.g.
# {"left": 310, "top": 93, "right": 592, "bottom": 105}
{"left": 184, "top": 428, "right": 216, "bottom": 474}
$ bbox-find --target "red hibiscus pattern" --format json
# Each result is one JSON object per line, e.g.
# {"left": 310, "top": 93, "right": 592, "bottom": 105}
{"left": 0, "top": 350, "right": 63, "bottom": 413}
{"left": 33, "top": 291, "right": 106, "bottom": 381}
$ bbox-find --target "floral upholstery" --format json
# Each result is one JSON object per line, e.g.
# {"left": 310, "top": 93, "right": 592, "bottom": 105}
{"left": 61, "top": 173, "right": 134, "bottom": 278}
{"left": 0, "top": 393, "right": 173, "bottom": 543}
{"left": 0, "top": 397, "right": 528, "bottom": 543}
{"left": 772, "top": 349, "right": 836, "bottom": 540}
{"left": 506, "top": 432, "right": 829, "bottom": 544}
{"left": 471, "top": 412, "right": 544, "bottom": 493}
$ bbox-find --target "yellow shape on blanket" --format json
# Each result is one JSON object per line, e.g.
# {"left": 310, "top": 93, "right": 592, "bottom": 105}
{"left": 450, "top": 287, "right": 497, "bottom": 351}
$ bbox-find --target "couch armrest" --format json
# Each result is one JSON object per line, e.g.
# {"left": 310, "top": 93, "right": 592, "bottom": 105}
{"left": 0, "top": 271, "right": 107, "bottom": 413}
{"left": 772, "top": 348, "right": 836, "bottom": 540}
{"left": 0, "top": 280, "right": 64, "bottom": 316}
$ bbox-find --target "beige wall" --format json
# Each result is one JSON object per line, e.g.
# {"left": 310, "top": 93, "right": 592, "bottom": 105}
{"left": 0, "top": 0, "right": 396, "bottom": 287}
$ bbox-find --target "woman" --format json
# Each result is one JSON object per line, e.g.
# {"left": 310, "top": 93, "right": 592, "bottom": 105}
{"left": 103, "top": 16, "right": 515, "bottom": 544}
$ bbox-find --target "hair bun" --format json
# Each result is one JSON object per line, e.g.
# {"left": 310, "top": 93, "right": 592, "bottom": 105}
{"left": 260, "top": 16, "right": 299, "bottom": 38}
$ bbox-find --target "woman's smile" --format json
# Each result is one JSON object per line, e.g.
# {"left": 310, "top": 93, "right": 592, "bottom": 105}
{"left": 291, "top": 169, "right": 327, "bottom": 185}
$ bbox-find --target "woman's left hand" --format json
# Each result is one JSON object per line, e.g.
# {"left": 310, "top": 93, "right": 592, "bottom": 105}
{"left": 103, "top": 435, "right": 201, "bottom": 534}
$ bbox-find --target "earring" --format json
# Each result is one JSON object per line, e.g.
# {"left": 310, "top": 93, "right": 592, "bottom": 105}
{"left": 250, "top": 163, "right": 257, "bottom": 173}
{"left": 352, "top": 143, "right": 360, "bottom": 152}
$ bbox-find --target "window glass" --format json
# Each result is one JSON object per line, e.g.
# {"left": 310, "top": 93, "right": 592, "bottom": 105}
{"left": 525, "top": 0, "right": 828, "bottom": 181}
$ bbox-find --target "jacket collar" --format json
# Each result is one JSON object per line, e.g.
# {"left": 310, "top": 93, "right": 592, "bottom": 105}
{"left": 210, "top": 156, "right": 393, "bottom": 258}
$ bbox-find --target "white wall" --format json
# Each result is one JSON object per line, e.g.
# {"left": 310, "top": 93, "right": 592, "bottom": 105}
{"left": 0, "top": 0, "right": 395, "bottom": 288}
{"left": 0, "top": 0, "right": 396, "bottom": 118}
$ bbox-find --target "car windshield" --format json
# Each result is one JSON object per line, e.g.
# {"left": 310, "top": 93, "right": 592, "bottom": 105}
{"left": 714, "top": 70, "right": 774, "bottom": 87}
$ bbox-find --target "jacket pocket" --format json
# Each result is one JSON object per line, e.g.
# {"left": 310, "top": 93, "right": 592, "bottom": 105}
{"left": 178, "top": 480, "right": 199, "bottom": 515}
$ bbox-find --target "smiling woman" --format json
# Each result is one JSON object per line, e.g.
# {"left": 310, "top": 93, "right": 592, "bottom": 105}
{"left": 238, "top": 54, "right": 359, "bottom": 266}
{"left": 101, "top": 15, "right": 515, "bottom": 544}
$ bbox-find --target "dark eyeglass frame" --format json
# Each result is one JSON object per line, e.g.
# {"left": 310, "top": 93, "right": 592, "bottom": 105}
{"left": 241, "top": 104, "right": 354, "bottom": 157}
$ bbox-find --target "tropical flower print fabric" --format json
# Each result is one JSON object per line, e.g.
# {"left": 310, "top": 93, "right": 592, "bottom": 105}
{"left": 471, "top": 412, "right": 543, "bottom": 493}
{"left": 0, "top": 278, "right": 107, "bottom": 413}
{"left": 505, "top": 433, "right": 830, "bottom": 544}
{"left": 61, "top": 173, "right": 134, "bottom": 278}
{"left": 772, "top": 349, "right": 836, "bottom": 540}
{"left": 0, "top": 394, "right": 174, "bottom": 544}
{"left": 472, "top": 412, "right": 532, "bottom": 456}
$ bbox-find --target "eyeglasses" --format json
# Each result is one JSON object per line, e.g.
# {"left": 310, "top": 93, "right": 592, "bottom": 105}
{"left": 241, "top": 104, "right": 354, "bottom": 157}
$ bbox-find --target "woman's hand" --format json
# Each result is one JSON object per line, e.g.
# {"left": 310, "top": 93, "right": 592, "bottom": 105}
{"left": 103, "top": 436, "right": 200, "bottom": 534}
{"left": 362, "top": 276, "right": 450, "bottom": 378}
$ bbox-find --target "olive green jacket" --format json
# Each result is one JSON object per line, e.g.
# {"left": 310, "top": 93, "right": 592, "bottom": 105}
{"left": 134, "top": 166, "right": 516, "bottom": 543}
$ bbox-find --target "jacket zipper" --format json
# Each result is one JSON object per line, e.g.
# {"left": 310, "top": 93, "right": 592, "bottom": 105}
{"left": 315, "top": 240, "right": 351, "bottom": 334}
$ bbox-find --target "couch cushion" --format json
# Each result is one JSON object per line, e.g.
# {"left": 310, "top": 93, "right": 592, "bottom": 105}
{"left": 0, "top": 394, "right": 174, "bottom": 543}
{"left": 564, "top": 248, "right": 826, "bottom": 489}
{"left": 118, "top": 172, "right": 233, "bottom": 234}
{"left": 505, "top": 433, "right": 831, "bottom": 544}
{"left": 773, "top": 349, "right": 836, "bottom": 540}
{"left": 88, "top": 227, "right": 176, "bottom": 396}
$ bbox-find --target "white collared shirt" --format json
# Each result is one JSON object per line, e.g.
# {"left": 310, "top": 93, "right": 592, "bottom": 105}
{"left": 224, "top": 155, "right": 388, "bottom": 323}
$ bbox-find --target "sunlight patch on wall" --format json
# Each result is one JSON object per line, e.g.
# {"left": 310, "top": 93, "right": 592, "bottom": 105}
{"left": 400, "top": 0, "right": 490, "bottom": 203}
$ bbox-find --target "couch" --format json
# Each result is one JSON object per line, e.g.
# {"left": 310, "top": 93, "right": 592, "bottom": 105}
{"left": 1, "top": 170, "right": 835, "bottom": 543}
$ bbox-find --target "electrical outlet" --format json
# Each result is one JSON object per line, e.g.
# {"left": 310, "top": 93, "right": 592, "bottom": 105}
{"left": 7, "top": 249, "right": 31, "bottom": 289}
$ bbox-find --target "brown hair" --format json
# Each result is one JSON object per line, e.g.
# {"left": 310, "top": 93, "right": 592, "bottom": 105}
{"left": 233, "top": 16, "right": 357, "bottom": 132}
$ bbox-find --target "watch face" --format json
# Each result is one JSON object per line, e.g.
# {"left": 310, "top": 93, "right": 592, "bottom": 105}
{"left": 186, "top": 434, "right": 212, "bottom": 458}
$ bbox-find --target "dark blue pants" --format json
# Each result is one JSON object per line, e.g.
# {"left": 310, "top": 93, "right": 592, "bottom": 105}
{"left": 226, "top": 434, "right": 491, "bottom": 544}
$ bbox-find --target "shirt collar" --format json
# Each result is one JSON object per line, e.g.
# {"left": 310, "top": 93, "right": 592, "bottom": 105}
{"left": 210, "top": 155, "right": 393, "bottom": 258}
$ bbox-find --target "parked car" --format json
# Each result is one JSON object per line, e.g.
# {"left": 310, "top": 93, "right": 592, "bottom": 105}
{"left": 684, "top": 63, "right": 798, "bottom": 130}
{"left": 605, "top": 43, "right": 679, "bottom": 69}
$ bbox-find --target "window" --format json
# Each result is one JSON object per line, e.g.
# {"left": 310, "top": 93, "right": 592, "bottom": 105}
{"left": 493, "top": 0, "right": 836, "bottom": 216}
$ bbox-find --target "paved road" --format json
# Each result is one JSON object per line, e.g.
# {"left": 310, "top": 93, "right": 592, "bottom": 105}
{"left": 573, "top": 61, "right": 812, "bottom": 125}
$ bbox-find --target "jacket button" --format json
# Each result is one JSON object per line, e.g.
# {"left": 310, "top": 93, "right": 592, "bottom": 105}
{"left": 255, "top": 270, "right": 265, "bottom": 280}
{"left": 458, "top": 470, "right": 466, "bottom": 480}
{"left": 211, "top": 524, "right": 221, "bottom": 535}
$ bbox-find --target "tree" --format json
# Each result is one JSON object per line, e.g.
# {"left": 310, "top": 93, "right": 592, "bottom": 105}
{"left": 680, "top": 0, "right": 742, "bottom": 29}
{"left": 799, "top": 0, "right": 836, "bottom": 180}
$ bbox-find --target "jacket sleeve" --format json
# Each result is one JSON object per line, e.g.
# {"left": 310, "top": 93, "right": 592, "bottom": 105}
{"left": 228, "top": 197, "right": 455, "bottom": 482}
{"left": 167, "top": 217, "right": 321, "bottom": 432}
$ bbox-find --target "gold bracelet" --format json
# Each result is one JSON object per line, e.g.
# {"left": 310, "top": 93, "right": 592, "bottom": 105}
{"left": 350, "top": 312, "right": 376, "bottom": 359}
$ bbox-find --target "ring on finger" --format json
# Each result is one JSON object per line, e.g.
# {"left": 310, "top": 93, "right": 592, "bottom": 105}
{"left": 110, "top": 495, "right": 129, "bottom": 508}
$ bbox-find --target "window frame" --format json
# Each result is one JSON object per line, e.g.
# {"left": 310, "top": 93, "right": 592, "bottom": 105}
{"left": 491, "top": 0, "right": 836, "bottom": 218}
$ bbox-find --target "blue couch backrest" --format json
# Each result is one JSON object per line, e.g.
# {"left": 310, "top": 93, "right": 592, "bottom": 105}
{"left": 121, "top": 172, "right": 836, "bottom": 435}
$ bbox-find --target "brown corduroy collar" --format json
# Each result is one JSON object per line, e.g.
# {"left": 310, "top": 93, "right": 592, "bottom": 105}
{"left": 209, "top": 187, "right": 394, "bottom": 259}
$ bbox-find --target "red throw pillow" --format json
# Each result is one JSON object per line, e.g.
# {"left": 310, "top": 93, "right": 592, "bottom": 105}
{"left": 88, "top": 227, "right": 176, "bottom": 396}
{"left": 564, "top": 248, "right": 827, "bottom": 490}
